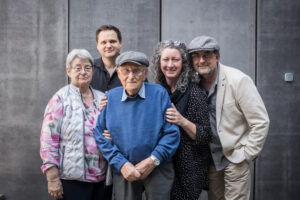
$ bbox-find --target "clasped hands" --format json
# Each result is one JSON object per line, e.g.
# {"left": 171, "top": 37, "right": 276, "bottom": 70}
{"left": 100, "top": 96, "right": 156, "bottom": 182}
{"left": 120, "top": 157, "right": 155, "bottom": 182}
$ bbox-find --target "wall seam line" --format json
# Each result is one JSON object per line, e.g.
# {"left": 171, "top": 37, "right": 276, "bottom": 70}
{"left": 254, "top": 0, "right": 258, "bottom": 199}
{"left": 159, "top": 0, "right": 162, "bottom": 42}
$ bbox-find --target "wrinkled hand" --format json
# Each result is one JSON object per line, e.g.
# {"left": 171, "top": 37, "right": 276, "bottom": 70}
{"left": 120, "top": 162, "right": 141, "bottom": 182}
{"left": 135, "top": 157, "right": 155, "bottom": 180}
{"left": 48, "top": 179, "right": 63, "bottom": 199}
{"left": 99, "top": 96, "right": 108, "bottom": 112}
{"left": 166, "top": 103, "right": 187, "bottom": 127}
{"left": 46, "top": 167, "right": 63, "bottom": 199}
{"left": 102, "top": 130, "right": 112, "bottom": 142}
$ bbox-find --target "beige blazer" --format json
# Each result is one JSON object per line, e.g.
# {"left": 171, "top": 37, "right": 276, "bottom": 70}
{"left": 216, "top": 64, "right": 270, "bottom": 164}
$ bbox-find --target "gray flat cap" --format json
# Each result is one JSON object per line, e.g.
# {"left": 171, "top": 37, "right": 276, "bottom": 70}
{"left": 116, "top": 51, "right": 149, "bottom": 67}
{"left": 188, "top": 35, "right": 220, "bottom": 53}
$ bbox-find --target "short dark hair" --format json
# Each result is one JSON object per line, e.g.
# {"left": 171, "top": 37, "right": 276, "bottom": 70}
{"left": 96, "top": 25, "right": 122, "bottom": 43}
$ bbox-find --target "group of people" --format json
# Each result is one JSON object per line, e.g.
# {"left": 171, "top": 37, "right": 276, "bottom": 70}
{"left": 40, "top": 25, "right": 270, "bottom": 200}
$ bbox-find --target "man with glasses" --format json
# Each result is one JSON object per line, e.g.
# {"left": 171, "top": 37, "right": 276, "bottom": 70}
{"left": 188, "top": 36, "right": 270, "bottom": 200}
{"left": 94, "top": 51, "right": 180, "bottom": 200}
{"left": 90, "top": 25, "right": 122, "bottom": 92}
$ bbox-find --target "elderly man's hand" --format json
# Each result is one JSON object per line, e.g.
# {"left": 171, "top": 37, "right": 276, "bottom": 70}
{"left": 102, "top": 130, "right": 112, "bottom": 142}
{"left": 99, "top": 96, "right": 108, "bottom": 112}
{"left": 120, "top": 162, "right": 141, "bottom": 181}
{"left": 135, "top": 157, "right": 155, "bottom": 180}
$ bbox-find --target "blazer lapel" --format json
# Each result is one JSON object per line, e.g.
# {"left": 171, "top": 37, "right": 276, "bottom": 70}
{"left": 216, "top": 64, "right": 226, "bottom": 128}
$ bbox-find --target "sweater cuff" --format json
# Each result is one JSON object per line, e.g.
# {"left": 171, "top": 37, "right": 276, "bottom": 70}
{"left": 114, "top": 157, "right": 128, "bottom": 173}
{"left": 151, "top": 151, "right": 162, "bottom": 163}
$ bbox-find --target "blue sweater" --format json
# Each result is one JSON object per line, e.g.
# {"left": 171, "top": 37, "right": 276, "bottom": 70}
{"left": 95, "top": 82, "right": 180, "bottom": 173}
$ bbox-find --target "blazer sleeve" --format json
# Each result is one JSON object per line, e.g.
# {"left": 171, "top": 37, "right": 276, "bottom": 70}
{"left": 236, "top": 75, "right": 270, "bottom": 162}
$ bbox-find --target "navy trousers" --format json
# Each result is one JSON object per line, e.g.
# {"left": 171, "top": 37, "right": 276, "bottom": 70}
{"left": 59, "top": 179, "right": 112, "bottom": 200}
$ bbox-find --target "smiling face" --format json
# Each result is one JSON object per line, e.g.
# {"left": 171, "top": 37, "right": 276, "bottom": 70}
{"left": 191, "top": 50, "right": 219, "bottom": 77}
{"left": 160, "top": 48, "right": 183, "bottom": 82}
{"left": 96, "top": 30, "right": 122, "bottom": 59}
{"left": 67, "top": 57, "right": 93, "bottom": 88}
{"left": 117, "top": 63, "right": 147, "bottom": 96}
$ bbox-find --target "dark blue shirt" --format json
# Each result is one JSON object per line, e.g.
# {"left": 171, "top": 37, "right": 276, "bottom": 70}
{"left": 206, "top": 64, "right": 230, "bottom": 171}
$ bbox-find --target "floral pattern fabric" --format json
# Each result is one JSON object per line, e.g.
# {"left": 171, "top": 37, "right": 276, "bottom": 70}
{"left": 40, "top": 93, "right": 105, "bottom": 182}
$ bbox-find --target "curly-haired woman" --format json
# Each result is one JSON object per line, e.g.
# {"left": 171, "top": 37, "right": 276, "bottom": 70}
{"left": 150, "top": 40, "right": 212, "bottom": 200}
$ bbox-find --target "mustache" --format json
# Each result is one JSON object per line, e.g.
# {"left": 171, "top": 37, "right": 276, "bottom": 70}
{"left": 195, "top": 63, "right": 208, "bottom": 67}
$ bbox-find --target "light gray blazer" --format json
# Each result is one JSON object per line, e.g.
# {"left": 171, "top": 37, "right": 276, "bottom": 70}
{"left": 216, "top": 64, "right": 270, "bottom": 163}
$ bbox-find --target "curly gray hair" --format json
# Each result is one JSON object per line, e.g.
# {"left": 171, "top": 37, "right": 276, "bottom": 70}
{"left": 150, "top": 40, "right": 200, "bottom": 92}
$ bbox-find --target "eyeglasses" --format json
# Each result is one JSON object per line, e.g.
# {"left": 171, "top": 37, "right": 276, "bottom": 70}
{"left": 162, "top": 40, "right": 183, "bottom": 47}
{"left": 191, "top": 51, "right": 215, "bottom": 60}
{"left": 72, "top": 65, "right": 93, "bottom": 73}
{"left": 118, "top": 68, "right": 145, "bottom": 76}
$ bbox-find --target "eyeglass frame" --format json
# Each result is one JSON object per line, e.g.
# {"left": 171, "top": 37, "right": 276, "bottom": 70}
{"left": 117, "top": 67, "right": 146, "bottom": 77}
{"left": 190, "top": 51, "right": 216, "bottom": 60}
{"left": 71, "top": 65, "right": 93, "bottom": 73}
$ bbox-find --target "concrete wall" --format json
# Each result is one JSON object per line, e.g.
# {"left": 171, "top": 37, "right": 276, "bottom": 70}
{"left": 69, "top": 0, "right": 160, "bottom": 60}
{"left": 162, "top": 0, "right": 256, "bottom": 78}
{"left": 69, "top": 0, "right": 160, "bottom": 82}
{"left": 0, "top": 0, "right": 67, "bottom": 199}
{"left": 255, "top": 0, "right": 300, "bottom": 199}
{"left": 0, "top": 0, "right": 299, "bottom": 199}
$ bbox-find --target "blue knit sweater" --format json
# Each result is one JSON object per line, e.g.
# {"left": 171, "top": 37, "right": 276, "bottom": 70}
{"left": 95, "top": 82, "right": 180, "bottom": 173}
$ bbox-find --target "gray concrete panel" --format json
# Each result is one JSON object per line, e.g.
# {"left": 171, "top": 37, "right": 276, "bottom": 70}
{"left": 161, "top": 0, "right": 256, "bottom": 79}
{"left": 256, "top": 0, "right": 300, "bottom": 199}
{"left": 69, "top": 0, "right": 160, "bottom": 60}
{"left": 0, "top": 0, "right": 68, "bottom": 199}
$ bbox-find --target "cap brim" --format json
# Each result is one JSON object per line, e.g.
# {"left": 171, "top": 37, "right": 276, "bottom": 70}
{"left": 188, "top": 48, "right": 217, "bottom": 53}
{"left": 119, "top": 59, "right": 149, "bottom": 67}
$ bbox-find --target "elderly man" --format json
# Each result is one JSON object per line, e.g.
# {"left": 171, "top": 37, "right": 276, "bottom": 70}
{"left": 95, "top": 51, "right": 180, "bottom": 200}
{"left": 188, "top": 36, "right": 270, "bottom": 200}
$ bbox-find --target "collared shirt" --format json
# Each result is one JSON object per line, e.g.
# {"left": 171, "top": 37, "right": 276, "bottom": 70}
{"left": 90, "top": 57, "right": 122, "bottom": 93}
{"left": 205, "top": 64, "right": 230, "bottom": 171}
{"left": 121, "top": 83, "right": 145, "bottom": 101}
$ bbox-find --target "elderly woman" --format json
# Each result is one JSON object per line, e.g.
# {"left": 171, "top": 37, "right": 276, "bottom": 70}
{"left": 150, "top": 41, "right": 211, "bottom": 200}
{"left": 40, "top": 49, "right": 111, "bottom": 200}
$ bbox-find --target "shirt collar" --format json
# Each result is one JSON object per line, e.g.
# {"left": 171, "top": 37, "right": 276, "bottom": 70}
{"left": 121, "top": 83, "right": 145, "bottom": 101}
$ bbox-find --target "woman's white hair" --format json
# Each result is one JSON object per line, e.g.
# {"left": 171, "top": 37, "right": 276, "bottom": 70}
{"left": 66, "top": 49, "right": 94, "bottom": 69}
